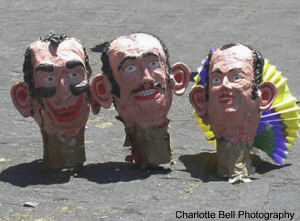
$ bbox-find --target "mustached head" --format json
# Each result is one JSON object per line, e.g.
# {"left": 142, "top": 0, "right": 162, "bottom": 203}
{"left": 130, "top": 83, "right": 163, "bottom": 96}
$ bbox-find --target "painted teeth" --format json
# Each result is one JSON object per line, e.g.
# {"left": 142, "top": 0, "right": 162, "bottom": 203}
{"left": 57, "top": 109, "right": 74, "bottom": 114}
{"left": 139, "top": 89, "right": 156, "bottom": 96}
{"left": 221, "top": 97, "right": 233, "bottom": 101}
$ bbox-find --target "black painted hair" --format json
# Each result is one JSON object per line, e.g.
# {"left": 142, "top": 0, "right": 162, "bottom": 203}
{"left": 23, "top": 33, "right": 92, "bottom": 97}
{"left": 202, "top": 43, "right": 264, "bottom": 100}
{"left": 100, "top": 32, "right": 171, "bottom": 98}
{"left": 40, "top": 33, "right": 68, "bottom": 45}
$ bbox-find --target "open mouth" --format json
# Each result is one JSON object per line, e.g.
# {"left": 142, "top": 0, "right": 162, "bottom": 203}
{"left": 219, "top": 94, "right": 235, "bottom": 104}
{"left": 133, "top": 88, "right": 160, "bottom": 101}
{"left": 46, "top": 97, "right": 83, "bottom": 122}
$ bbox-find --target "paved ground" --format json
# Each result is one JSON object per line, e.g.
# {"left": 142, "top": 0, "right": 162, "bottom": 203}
{"left": 0, "top": 0, "right": 300, "bottom": 220}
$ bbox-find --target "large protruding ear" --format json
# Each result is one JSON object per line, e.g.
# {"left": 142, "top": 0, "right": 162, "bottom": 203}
{"left": 11, "top": 82, "right": 31, "bottom": 117}
{"left": 90, "top": 74, "right": 113, "bottom": 110}
{"left": 89, "top": 94, "right": 101, "bottom": 115}
{"left": 189, "top": 85, "right": 207, "bottom": 118}
{"left": 170, "top": 62, "right": 191, "bottom": 96}
{"left": 258, "top": 82, "right": 277, "bottom": 111}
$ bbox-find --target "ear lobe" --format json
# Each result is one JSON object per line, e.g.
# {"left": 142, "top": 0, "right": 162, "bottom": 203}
{"left": 11, "top": 82, "right": 31, "bottom": 117}
{"left": 170, "top": 62, "right": 191, "bottom": 96}
{"left": 189, "top": 85, "right": 207, "bottom": 117}
{"left": 90, "top": 74, "right": 113, "bottom": 109}
{"left": 259, "top": 82, "right": 277, "bottom": 111}
{"left": 90, "top": 96, "right": 101, "bottom": 114}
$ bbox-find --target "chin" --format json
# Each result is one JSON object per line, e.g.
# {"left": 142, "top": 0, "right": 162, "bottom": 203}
{"left": 44, "top": 114, "right": 88, "bottom": 137}
{"left": 56, "top": 127, "right": 81, "bottom": 137}
{"left": 223, "top": 107, "right": 238, "bottom": 113}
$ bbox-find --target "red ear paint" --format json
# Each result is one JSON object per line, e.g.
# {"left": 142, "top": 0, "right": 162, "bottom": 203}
{"left": 174, "top": 72, "right": 183, "bottom": 83}
{"left": 11, "top": 83, "right": 30, "bottom": 111}
{"left": 18, "top": 90, "right": 27, "bottom": 101}
{"left": 261, "top": 90, "right": 270, "bottom": 101}
{"left": 198, "top": 95, "right": 205, "bottom": 103}
{"left": 90, "top": 74, "right": 112, "bottom": 108}
{"left": 98, "top": 84, "right": 106, "bottom": 95}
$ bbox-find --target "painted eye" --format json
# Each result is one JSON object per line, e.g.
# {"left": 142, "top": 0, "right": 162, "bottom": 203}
{"left": 69, "top": 73, "right": 80, "bottom": 78}
{"left": 212, "top": 77, "right": 221, "bottom": 85}
{"left": 43, "top": 76, "right": 55, "bottom": 82}
{"left": 124, "top": 65, "right": 138, "bottom": 73}
{"left": 149, "top": 60, "right": 160, "bottom": 69}
{"left": 233, "top": 74, "right": 242, "bottom": 81}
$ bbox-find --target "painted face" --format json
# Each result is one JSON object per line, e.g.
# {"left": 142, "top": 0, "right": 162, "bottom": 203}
{"left": 207, "top": 45, "right": 260, "bottom": 144}
{"left": 30, "top": 39, "right": 90, "bottom": 136}
{"left": 109, "top": 33, "right": 173, "bottom": 128}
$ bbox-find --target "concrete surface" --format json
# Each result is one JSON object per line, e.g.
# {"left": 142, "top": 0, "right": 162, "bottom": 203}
{"left": 0, "top": 0, "right": 299, "bottom": 220}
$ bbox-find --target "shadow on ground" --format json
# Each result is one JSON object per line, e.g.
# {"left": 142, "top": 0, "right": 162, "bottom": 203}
{"left": 76, "top": 162, "right": 171, "bottom": 184}
{"left": 0, "top": 160, "right": 171, "bottom": 187}
{"left": 0, "top": 160, "right": 70, "bottom": 187}
{"left": 179, "top": 151, "right": 291, "bottom": 182}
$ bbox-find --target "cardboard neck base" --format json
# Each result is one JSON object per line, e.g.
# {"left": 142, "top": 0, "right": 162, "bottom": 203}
{"left": 124, "top": 119, "right": 173, "bottom": 169}
{"left": 216, "top": 138, "right": 255, "bottom": 179}
{"left": 41, "top": 128, "right": 86, "bottom": 172}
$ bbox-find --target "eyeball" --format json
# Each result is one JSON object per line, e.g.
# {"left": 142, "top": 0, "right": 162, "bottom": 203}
{"left": 43, "top": 76, "right": 55, "bottom": 82}
{"left": 211, "top": 77, "right": 222, "bottom": 85}
{"left": 149, "top": 60, "right": 160, "bottom": 69}
{"left": 233, "top": 74, "right": 242, "bottom": 81}
{"left": 69, "top": 72, "right": 80, "bottom": 79}
{"left": 124, "top": 65, "right": 138, "bottom": 73}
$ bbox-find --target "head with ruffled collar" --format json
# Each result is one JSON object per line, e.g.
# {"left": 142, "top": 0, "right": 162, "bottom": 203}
{"left": 190, "top": 43, "right": 277, "bottom": 145}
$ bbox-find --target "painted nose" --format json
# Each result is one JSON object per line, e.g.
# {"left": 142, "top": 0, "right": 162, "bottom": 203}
{"left": 221, "top": 76, "right": 232, "bottom": 92}
{"left": 141, "top": 68, "right": 154, "bottom": 86}
{"left": 56, "top": 77, "right": 72, "bottom": 101}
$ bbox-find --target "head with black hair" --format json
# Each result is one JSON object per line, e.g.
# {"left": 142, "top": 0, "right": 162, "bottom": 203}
{"left": 198, "top": 43, "right": 264, "bottom": 100}
{"left": 23, "top": 33, "right": 92, "bottom": 96}
{"left": 100, "top": 32, "right": 171, "bottom": 98}
{"left": 189, "top": 43, "right": 277, "bottom": 180}
{"left": 190, "top": 43, "right": 276, "bottom": 146}
{"left": 12, "top": 33, "right": 92, "bottom": 137}
{"left": 90, "top": 32, "right": 191, "bottom": 168}
{"left": 91, "top": 32, "right": 191, "bottom": 128}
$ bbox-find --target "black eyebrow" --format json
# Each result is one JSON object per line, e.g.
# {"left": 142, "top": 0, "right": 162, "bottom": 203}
{"left": 118, "top": 52, "right": 160, "bottom": 71}
{"left": 118, "top": 56, "right": 136, "bottom": 71}
{"left": 35, "top": 63, "right": 54, "bottom": 73}
{"left": 211, "top": 68, "right": 223, "bottom": 74}
{"left": 229, "top": 67, "right": 246, "bottom": 74}
{"left": 66, "top": 60, "right": 85, "bottom": 69}
{"left": 142, "top": 52, "right": 159, "bottom": 58}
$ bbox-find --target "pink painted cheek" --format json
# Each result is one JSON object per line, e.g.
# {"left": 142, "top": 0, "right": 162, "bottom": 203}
{"left": 154, "top": 70, "right": 167, "bottom": 79}
{"left": 208, "top": 88, "right": 220, "bottom": 100}
{"left": 32, "top": 100, "right": 55, "bottom": 131}
{"left": 119, "top": 105, "right": 127, "bottom": 112}
{"left": 45, "top": 97, "right": 60, "bottom": 108}
{"left": 239, "top": 86, "right": 253, "bottom": 98}
{"left": 119, "top": 77, "right": 141, "bottom": 92}
{"left": 122, "top": 70, "right": 140, "bottom": 81}
{"left": 114, "top": 97, "right": 130, "bottom": 113}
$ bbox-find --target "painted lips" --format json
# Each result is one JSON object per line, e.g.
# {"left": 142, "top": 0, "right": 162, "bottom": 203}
{"left": 219, "top": 94, "right": 235, "bottom": 104}
{"left": 133, "top": 88, "right": 160, "bottom": 101}
{"left": 46, "top": 97, "right": 83, "bottom": 122}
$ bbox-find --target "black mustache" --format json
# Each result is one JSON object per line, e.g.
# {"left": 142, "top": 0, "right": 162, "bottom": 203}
{"left": 34, "top": 87, "right": 56, "bottom": 98}
{"left": 69, "top": 80, "right": 90, "bottom": 96}
{"left": 130, "top": 83, "right": 163, "bottom": 96}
